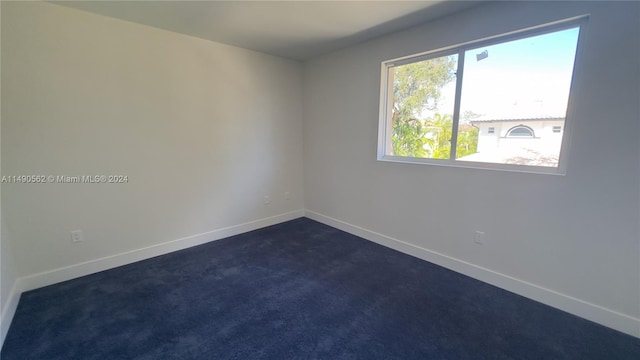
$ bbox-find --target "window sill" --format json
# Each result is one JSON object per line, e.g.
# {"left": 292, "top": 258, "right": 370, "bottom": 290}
{"left": 377, "top": 155, "right": 566, "bottom": 176}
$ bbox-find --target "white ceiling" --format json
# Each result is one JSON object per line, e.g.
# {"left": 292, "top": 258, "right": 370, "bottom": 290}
{"left": 52, "top": 0, "right": 480, "bottom": 60}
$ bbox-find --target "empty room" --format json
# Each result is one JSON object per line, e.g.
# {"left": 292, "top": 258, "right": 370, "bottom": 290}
{"left": 1, "top": 0, "right": 639, "bottom": 358}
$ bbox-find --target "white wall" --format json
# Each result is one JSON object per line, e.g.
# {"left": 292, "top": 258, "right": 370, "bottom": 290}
{"left": 0, "top": 0, "right": 20, "bottom": 345}
{"left": 303, "top": 1, "right": 640, "bottom": 335}
{"left": 1, "top": 1, "right": 303, "bottom": 286}
{"left": 0, "top": 215, "right": 18, "bottom": 345}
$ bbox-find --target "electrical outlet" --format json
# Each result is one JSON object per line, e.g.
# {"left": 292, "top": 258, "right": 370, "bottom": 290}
{"left": 474, "top": 231, "right": 485, "bottom": 245}
{"left": 263, "top": 195, "right": 271, "bottom": 205}
{"left": 71, "top": 230, "right": 84, "bottom": 243}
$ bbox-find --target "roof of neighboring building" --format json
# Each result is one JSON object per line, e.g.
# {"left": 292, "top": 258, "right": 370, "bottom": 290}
{"left": 470, "top": 116, "right": 565, "bottom": 123}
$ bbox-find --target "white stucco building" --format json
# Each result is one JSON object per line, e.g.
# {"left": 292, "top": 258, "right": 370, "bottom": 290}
{"left": 459, "top": 116, "right": 565, "bottom": 167}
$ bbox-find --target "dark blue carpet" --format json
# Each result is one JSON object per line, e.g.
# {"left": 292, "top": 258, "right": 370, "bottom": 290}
{"left": 2, "top": 218, "right": 639, "bottom": 359}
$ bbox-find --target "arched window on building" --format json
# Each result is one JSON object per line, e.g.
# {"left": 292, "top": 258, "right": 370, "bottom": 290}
{"left": 506, "top": 125, "right": 535, "bottom": 138}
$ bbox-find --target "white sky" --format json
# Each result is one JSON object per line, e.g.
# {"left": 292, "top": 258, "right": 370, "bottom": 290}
{"left": 426, "top": 27, "right": 580, "bottom": 121}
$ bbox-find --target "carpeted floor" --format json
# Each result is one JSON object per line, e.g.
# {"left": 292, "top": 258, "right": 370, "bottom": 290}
{"left": 2, "top": 218, "right": 639, "bottom": 359}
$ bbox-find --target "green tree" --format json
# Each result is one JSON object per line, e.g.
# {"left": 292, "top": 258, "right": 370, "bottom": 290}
{"left": 392, "top": 117, "right": 433, "bottom": 158}
{"left": 425, "top": 113, "right": 452, "bottom": 159}
{"left": 391, "top": 56, "right": 457, "bottom": 158}
{"left": 417, "top": 113, "right": 480, "bottom": 159}
{"left": 394, "top": 111, "right": 479, "bottom": 159}
{"left": 456, "top": 124, "right": 479, "bottom": 158}
{"left": 456, "top": 110, "right": 481, "bottom": 158}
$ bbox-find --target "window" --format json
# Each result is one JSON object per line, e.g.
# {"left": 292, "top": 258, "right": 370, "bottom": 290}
{"left": 507, "top": 126, "right": 535, "bottom": 138}
{"left": 378, "top": 18, "right": 585, "bottom": 174}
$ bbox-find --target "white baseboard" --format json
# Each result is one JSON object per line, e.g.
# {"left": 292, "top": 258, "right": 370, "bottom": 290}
{"left": 2, "top": 208, "right": 638, "bottom": 347}
{"left": 0, "top": 280, "right": 21, "bottom": 347}
{"left": 304, "top": 210, "right": 640, "bottom": 338}
{"left": 0, "top": 210, "right": 303, "bottom": 348}
{"left": 18, "top": 210, "right": 305, "bottom": 293}
{"left": 0, "top": 209, "right": 304, "bottom": 350}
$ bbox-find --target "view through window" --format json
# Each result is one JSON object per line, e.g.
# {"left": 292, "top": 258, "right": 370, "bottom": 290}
{"left": 379, "top": 21, "right": 583, "bottom": 173}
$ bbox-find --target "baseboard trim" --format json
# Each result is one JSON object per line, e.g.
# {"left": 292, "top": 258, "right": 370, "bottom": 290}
{"left": 304, "top": 210, "right": 640, "bottom": 338}
{"left": 0, "top": 280, "right": 22, "bottom": 347}
{"left": 18, "top": 209, "right": 305, "bottom": 293}
{"left": 3, "top": 209, "right": 638, "bottom": 344}
{"left": 0, "top": 210, "right": 304, "bottom": 348}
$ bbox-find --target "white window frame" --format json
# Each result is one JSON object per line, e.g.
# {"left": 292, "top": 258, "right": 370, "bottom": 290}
{"left": 377, "top": 16, "right": 588, "bottom": 175}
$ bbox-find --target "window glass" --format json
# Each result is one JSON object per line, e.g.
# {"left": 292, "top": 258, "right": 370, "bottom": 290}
{"left": 379, "top": 20, "right": 583, "bottom": 174}
{"left": 456, "top": 27, "right": 580, "bottom": 166}
{"left": 388, "top": 55, "right": 458, "bottom": 159}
